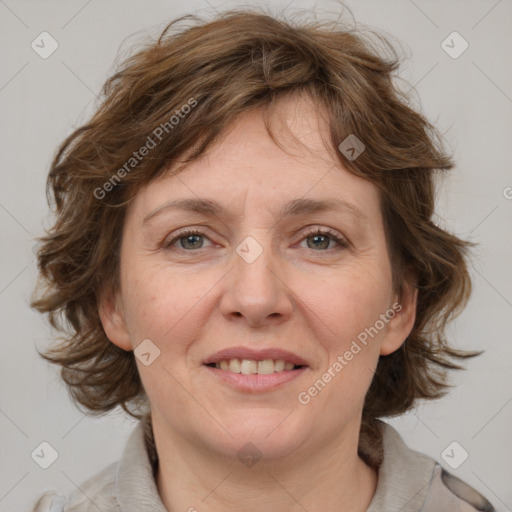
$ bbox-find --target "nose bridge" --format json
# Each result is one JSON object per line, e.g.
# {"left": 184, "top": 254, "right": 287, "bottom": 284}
{"left": 234, "top": 231, "right": 280, "bottom": 299}
{"left": 220, "top": 231, "right": 293, "bottom": 325}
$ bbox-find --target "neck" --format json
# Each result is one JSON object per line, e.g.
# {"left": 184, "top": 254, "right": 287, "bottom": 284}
{"left": 152, "top": 413, "right": 379, "bottom": 512}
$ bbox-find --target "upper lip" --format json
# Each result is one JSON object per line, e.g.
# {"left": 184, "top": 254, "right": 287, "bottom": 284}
{"left": 202, "top": 347, "right": 309, "bottom": 367}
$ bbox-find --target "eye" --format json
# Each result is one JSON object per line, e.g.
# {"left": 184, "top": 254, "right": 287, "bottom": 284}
{"left": 164, "top": 229, "right": 212, "bottom": 251}
{"left": 163, "top": 227, "right": 348, "bottom": 252}
{"left": 298, "top": 227, "right": 348, "bottom": 251}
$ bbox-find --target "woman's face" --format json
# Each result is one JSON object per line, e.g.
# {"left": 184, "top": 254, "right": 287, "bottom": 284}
{"left": 101, "top": 95, "right": 416, "bottom": 461}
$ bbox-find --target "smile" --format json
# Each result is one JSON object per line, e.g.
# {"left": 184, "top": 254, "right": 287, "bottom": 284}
{"left": 203, "top": 361, "right": 308, "bottom": 393}
{"left": 206, "top": 358, "right": 304, "bottom": 374}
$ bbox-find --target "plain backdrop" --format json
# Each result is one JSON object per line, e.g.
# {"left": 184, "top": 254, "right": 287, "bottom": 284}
{"left": 0, "top": 0, "right": 511, "bottom": 510}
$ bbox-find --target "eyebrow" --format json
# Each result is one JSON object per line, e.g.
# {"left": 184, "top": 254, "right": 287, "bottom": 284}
{"left": 142, "top": 197, "right": 368, "bottom": 226}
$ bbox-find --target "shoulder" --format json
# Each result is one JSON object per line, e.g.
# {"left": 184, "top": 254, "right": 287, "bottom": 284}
{"left": 424, "top": 465, "right": 495, "bottom": 512}
{"left": 25, "top": 416, "right": 158, "bottom": 512}
{"left": 367, "top": 420, "right": 495, "bottom": 512}
{"left": 24, "top": 492, "right": 67, "bottom": 512}
{"left": 24, "top": 462, "right": 120, "bottom": 512}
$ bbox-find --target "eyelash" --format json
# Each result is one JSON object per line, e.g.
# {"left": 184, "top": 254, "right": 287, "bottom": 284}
{"left": 164, "top": 227, "right": 349, "bottom": 252}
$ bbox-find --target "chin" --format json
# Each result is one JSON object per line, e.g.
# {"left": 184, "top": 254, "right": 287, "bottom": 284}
{"left": 201, "top": 408, "right": 311, "bottom": 461}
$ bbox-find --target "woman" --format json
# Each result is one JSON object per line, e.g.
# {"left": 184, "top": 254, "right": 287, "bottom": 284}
{"left": 28, "top": 6, "right": 495, "bottom": 512}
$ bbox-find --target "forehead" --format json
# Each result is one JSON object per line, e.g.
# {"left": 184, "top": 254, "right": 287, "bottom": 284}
{"left": 127, "top": 95, "right": 381, "bottom": 224}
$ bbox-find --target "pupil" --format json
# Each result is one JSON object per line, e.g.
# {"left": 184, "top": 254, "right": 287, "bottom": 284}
{"left": 183, "top": 235, "right": 202, "bottom": 249}
{"left": 309, "top": 234, "right": 328, "bottom": 250}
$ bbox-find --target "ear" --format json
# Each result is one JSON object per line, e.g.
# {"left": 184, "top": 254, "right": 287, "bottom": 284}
{"left": 98, "top": 285, "right": 132, "bottom": 351}
{"left": 379, "top": 280, "right": 418, "bottom": 356}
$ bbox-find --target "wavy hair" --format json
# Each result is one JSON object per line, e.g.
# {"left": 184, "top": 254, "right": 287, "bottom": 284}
{"left": 31, "top": 5, "right": 480, "bottom": 453}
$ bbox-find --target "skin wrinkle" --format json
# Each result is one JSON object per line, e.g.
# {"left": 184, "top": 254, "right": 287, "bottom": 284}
{"left": 99, "top": 96, "right": 417, "bottom": 512}
{"left": 28, "top": 10, "right": 484, "bottom": 509}
{"left": 141, "top": 196, "right": 369, "bottom": 229}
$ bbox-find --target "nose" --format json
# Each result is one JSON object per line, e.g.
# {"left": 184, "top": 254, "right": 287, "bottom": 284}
{"left": 219, "top": 235, "right": 294, "bottom": 329}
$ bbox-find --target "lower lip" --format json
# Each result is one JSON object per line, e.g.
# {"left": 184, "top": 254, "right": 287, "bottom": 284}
{"left": 203, "top": 365, "right": 308, "bottom": 392}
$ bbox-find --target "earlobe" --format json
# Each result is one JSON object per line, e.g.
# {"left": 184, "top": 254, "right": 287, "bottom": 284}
{"left": 98, "top": 287, "right": 132, "bottom": 351}
{"left": 379, "top": 282, "right": 418, "bottom": 356}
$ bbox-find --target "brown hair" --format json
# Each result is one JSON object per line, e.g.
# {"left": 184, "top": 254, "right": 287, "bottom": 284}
{"left": 32, "top": 6, "right": 480, "bottom": 443}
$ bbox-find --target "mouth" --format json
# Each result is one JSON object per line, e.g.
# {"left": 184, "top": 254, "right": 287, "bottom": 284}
{"left": 204, "top": 358, "right": 306, "bottom": 374}
{"left": 202, "top": 347, "right": 309, "bottom": 392}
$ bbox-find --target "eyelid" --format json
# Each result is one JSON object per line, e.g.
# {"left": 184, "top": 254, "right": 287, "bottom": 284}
{"left": 163, "top": 225, "right": 349, "bottom": 251}
{"left": 162, "top": 227, "right": 214, "bottom": 249}
{"left": 298, "top": 226, "right": 349, "bottom": 248}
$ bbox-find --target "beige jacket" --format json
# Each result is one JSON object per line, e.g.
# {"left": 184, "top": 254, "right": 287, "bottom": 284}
{"left": 26, "top": 416, "right": 495, "bottom": 512}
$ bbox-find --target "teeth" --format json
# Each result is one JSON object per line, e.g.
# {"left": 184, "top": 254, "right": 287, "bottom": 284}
{"left": 274, "top": 359, "right": 285, "bottom": 372}
{"left": 257, "top": 359, "right": 275, "bottom": 374}
{"left": 228, "top": 358, "right": 241, "bottom": 373}
{"left": 213, "top": 358, "right": 299, "bottom": 374}
{"left": 241, "top": 359, "right": 257, "bottom": 374}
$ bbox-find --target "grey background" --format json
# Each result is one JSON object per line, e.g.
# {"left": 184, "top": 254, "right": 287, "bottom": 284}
{"left": 0, "top": 0, "right": 511, "bottom": 510}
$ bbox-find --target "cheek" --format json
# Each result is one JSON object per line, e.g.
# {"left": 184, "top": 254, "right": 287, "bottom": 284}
{"left": 120, "top": 269, "right": 192, "bottom": 345}
{"left": 301, "top": 276, "right": 390, "bottom": 413}
{"left": 298, "top": 263, "right": 392, "bottom": 403}
{"left": 120, "top": 260, "right": 222, "bottom": 361}
{"left": 303, "top": 262, "right": 392, "bottom": 338}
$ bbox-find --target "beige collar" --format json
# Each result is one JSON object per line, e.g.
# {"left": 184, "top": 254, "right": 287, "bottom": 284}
{"left": 115, "top": 414, "right": 436, "bottom": 512}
